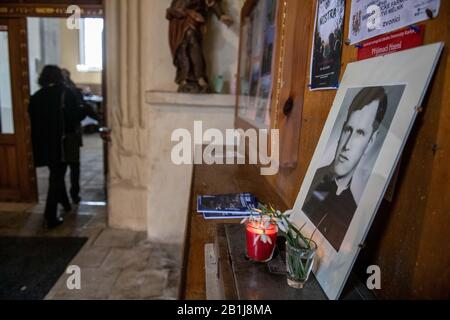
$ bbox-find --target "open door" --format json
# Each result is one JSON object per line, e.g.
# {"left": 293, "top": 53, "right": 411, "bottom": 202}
{"left": 0, "top": 18, "right": 37, "bottom": 202}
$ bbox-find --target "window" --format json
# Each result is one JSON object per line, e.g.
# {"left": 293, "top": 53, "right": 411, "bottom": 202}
{"left": 0, "top": 29, "right": 14, "bottom": 134}
{"left": 77, "top": 18, "right": 103, "bottom": 72}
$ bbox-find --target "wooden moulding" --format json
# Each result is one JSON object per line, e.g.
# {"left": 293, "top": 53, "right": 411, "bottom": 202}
{"left": 0, "top": 3, "right": 103, "bottom": 18}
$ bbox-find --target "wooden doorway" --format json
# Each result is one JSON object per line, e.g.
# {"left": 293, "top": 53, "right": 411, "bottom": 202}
{"left": 0, "top": 1, "right": 105, "bottom": 204}
{"left": 0, "top": 18, "right": 36, "bottom": 202}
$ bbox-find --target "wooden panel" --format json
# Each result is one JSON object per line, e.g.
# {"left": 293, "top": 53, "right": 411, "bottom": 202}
{"left": 252, "top": 0, "right": 450, "bottom": 299}
{"left": 0, "top": 17, "right": 37, "bottom": 202}
{"left": 6, "top": 146, "right": 19, "bottom": 189}
{"left": 0, "top": 146, "right": 17, "bottom": 190}
{"left": 362, "top": 3, "right": 450, "bottom": 299}
{"left": 15, "top": 17, "right": 38, "bottom": 202}
{"left": 0, "top": 135, "right": 15, "bottom": 144}
{"left": 0, "top": 145, "right": 20, "bottom": 200}
{"left": 0, "top": 147, "right": 7, "bottom": 188}
{"left": 277, "top": 0, "right": 311, "bottom": 168}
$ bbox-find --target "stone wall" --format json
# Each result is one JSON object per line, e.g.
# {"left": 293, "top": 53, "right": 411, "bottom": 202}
{"left": 146, "top": 92, "right": 235, "bottom": 244}
{"left": 106, "top": 0, "right": 241, "bottom": 240}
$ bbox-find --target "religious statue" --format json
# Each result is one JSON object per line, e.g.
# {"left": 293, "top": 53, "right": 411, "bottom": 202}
{"left": 166, "top": 0, "right": 233, "bottom": 93}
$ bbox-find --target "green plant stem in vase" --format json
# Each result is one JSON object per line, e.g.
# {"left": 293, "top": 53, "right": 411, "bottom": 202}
{"left": 286, "top": 240, "right": 317, "bottom": 289}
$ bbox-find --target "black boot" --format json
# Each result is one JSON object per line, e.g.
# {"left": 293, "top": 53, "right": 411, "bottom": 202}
{"left": 47, "top": 217, "right": 64, "bottom": 229}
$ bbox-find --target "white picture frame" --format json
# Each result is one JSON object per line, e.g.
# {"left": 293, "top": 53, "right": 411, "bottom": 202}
{"left": 289, "top": 43, "right": 444, "bottom": 300}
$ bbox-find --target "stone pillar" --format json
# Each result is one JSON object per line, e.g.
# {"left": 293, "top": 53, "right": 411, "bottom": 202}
{"left": 105, "top": 0, "right": 148, "bottom": 231}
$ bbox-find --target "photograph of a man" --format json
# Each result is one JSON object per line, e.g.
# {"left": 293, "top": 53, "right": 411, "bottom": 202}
{"left": 302, "top": 85, "right": 405, "bottom": 251}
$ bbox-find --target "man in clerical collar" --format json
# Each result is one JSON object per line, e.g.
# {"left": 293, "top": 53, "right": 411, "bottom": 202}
{"left": 303, "top": 87, "right": 388, "bottom": 252}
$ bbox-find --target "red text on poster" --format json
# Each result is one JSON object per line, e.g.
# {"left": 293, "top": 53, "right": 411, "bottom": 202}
{"left": 357, "top": 25, "right": 425, "bottom": 61}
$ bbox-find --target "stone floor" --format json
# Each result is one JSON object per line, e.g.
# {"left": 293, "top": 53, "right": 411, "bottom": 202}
{"left": 0, "top": 134, "right": 181, "bottom": 300}
{"left": 45, "top": 226, "right": 181, "bottom": 300}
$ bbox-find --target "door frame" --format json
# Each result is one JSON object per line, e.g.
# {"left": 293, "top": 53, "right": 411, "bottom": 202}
{"left": 0, "top": 1, "right": 106, "bottom": 203}
{"left": 0, "top": 18, "right": 37, "bottom": 202}
{"left": 0, "top": 3, "right": 103, "bottom": 19}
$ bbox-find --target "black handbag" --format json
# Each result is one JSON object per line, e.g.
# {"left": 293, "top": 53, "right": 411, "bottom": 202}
{"left": 60, "top": 89, "right": 81, "bottom": 163}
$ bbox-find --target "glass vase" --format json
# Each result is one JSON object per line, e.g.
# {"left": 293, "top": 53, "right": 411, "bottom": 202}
{"left": 285, "top": 241, "right": 317, "bottom": 289}
{"left": 214, "top": 75, "right": 224, "bottom": 94}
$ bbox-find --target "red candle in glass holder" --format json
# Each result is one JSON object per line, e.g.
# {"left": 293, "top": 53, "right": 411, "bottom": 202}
{"left": 246, "top": 222, "right": 277, "bottom": 262}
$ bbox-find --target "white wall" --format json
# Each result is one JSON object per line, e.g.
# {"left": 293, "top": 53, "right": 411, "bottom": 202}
{"left": 27, "top": 17, "right": 102, "bottom": 96}
{"left": 146, "top": 93, "right": 235, "bottom": 244}
{"left": 142, "top": 0, "right": 243, "bottom": 93}
{"left": 59, "top": 19, "right": 102, "bottom": 85}
{"left": 27, "top": 18, "right": 42, "bottom": 95}
{"left": 141, "top": 0, "right": 176, "bottom": 92}
{"left": 41, "top": 18, "right": 61, "bottom": 67}
{"left": 204, "top": 0, "right": 244, "bottom": 93}
{"left": 27, "top": 18, "right": 62, "bottom": 95}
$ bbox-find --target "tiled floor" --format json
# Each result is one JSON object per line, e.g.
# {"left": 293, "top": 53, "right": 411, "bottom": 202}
{"left": 0, "top": 135, "right": 181, "bottom": 300}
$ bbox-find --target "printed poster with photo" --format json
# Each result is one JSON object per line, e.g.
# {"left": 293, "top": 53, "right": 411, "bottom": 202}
{"left": 310, "top": 0, "right": 346, "bottom": 90}
{"left": 349, "top": 0, "right": 440, "bottom": 45}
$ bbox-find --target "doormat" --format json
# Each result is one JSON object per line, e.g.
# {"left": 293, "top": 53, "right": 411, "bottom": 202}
{"left": 0, "top": 237, "right": 87, "bottom": 300}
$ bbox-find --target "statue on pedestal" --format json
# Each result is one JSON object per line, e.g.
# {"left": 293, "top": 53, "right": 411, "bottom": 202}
{"left": 166, "top": 0, "right": 233, "bottom": 93}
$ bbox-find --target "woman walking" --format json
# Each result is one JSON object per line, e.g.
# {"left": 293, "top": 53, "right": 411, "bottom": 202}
{"left": 28, "top": 65, "right": 86, "bottom": 229}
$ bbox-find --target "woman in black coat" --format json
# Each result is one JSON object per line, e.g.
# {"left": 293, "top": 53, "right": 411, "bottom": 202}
{"left": 28, "top": 65, "right": 86, "bottom": 229}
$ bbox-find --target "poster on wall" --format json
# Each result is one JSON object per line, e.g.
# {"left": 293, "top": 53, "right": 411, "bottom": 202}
{"left": 357, "top": 25, "right": 425, "bottom": 61}
{"left": 290, "top": 43, "right": 443, "bottom": 300}
{"left": 310, "top": 0, "right": 346, "bottom": 90}
{"left": 349, "top": 0, "right": 440, "bottom": 45}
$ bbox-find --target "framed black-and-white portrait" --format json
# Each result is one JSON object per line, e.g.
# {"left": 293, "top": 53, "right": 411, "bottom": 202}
{"left": 289, "top": 43, "right": 444, "bottom": 300}
{"left": 302, "top": 85, "right": 405, "bottom": 252}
